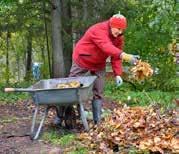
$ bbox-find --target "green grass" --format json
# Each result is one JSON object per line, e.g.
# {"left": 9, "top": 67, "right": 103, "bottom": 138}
{"left": 42, "top": 131, "right": 76, "bottom": 147}
{"left": 0, "top": 116, "right": 30, "bottom": 124}
{"left": 0, "top": 81, "right": 31, "bottom": 104}
{"left": 42, "top": 130, "right": 87, "bottom": 153}
{"left": 66, "top": 146, "right": 87, "bottom": 154}
{"left": 0, "top": 92, "right": 29, "bottom": 104}
{"left": 0, "top": 116, "right": 18, "bottom": 124}
{"left": 104, "top": 79, "right": 178, "bottom": 109}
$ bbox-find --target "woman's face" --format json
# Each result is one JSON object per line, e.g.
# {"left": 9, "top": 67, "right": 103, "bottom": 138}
{"left": 111, "top": 28, "right": 124, "bottom": 37}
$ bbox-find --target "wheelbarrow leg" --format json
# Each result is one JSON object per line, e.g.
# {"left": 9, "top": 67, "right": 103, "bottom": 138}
{"left": 31, "top": 106, "right": 39, "bottom": 134}
{"left": 31, "top": 106, "right": 49, "bottom": 140}
{"left": 79, "top": 102, "right": 89, "bottom": 131}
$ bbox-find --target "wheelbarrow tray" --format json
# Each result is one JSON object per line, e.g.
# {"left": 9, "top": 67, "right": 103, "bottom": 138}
{"left": 29, "top": 76, "right": 97, "bottom": 105}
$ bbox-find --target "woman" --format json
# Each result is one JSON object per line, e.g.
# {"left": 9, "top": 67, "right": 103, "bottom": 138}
{"left": 55, "top": 12, "right": 139, "bottom": 126}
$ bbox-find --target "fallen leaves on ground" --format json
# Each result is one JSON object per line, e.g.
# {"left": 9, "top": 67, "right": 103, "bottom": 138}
{"left": 78, "top": 106, "right": 178, "bottom": 153}
{"left": 130, "top": 60, "right": 153, "bottom": 80}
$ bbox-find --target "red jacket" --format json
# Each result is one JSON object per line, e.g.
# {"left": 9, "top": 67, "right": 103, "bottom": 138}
{"left": 73, "top": 20, "right": 124, "bottom": 76}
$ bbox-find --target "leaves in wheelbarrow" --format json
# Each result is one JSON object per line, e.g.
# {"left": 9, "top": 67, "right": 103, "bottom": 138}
{"left": 78, "top": 106, "right": 178, "bottom": 153}
{"left": 56, "top": 81, "right": 81, "bottom": 88}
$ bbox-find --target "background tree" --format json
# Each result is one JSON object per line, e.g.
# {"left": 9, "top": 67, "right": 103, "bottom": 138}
{"left": 51, "top": 0, "right": 65, "bottom": 78}
{"left": 0, "top": 0, "right": 176, "bottom": 91}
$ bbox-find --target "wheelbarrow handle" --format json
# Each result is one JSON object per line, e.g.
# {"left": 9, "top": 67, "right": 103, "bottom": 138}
{"left": 4, "top": 88, "right": 16, "bottom": 92}
{"left": 4, "top": 88, "right": 35, "bottom": 92}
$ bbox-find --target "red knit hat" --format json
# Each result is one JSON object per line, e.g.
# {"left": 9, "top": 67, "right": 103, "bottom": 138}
{"left": 109, "top": 13, "right": 127, "bottom": 29}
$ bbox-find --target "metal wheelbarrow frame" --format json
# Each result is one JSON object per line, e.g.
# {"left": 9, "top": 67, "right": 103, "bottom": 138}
{"left": 5, "top": 76, "right": 97, "bottom": 140}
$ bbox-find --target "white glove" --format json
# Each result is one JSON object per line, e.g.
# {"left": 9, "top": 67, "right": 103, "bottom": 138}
{"left": 115, "top": 76, "right": 123, "bottom": 86}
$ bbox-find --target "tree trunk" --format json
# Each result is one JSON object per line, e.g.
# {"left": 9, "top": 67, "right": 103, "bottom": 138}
{"left": 51, "top": 0, "right": 65, "bottom": 78}
{"left": 5, "top": 30, "right": 10, "bottom": 84}
{"left": 17, "top": 52, "right": 20, "bottom": 81}
{"left": 61, "top": 0, "right": 72, "bottom": 76}
{"left": 13, "top": 44, "right": 20, "bottom": 81}
{"left": 41, "top": 45, "right": 46, "bottom": 78}
{"left": 25, "top": 28, "right": 32, "bottom": 80}
{"left": 71, "top": 1, "right": 79, "bottom": 48}
{"left": 83, "top": 0, "right": 88, "bottom": 21}
{"left": 43, "top": 0, "right": 52, "bottom": 78}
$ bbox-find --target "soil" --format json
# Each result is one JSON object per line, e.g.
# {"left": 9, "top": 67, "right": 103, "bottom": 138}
{"left": 0, "top": 98, "right": 119, "bottom": 154}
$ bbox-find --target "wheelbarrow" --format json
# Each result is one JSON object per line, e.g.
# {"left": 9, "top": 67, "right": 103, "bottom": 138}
{"left": 4, "top": 76, "right": 97, "bottom": 140}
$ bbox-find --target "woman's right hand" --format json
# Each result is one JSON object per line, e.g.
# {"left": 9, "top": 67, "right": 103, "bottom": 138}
{"left": 121, "top": 52, "right": 140, "bottom": 65}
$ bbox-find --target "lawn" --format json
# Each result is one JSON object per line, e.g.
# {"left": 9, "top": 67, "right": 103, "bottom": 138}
{"left": 0, "top": 79, "right": 178, "bottom": 153}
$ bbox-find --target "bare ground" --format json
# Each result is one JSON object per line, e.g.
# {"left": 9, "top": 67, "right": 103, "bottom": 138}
{"left": 0, "top": 98, "right": 119, "bottom": 154}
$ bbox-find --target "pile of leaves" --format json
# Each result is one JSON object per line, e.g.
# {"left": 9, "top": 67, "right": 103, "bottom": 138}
{"left": 130, "top": 60, "right": 153, "bottom": 80}
{"left": 56, "top": 81, "right": 81, "bottom": 88}
{"left": 79, "top": 106, "right": 178, "bottom": 153}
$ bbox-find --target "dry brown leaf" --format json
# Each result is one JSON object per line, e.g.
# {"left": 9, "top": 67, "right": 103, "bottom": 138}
{"left": 170, "top": 138, "right": 179, "bottom": 153}
{"left": 153, "top": 136, "right": 161, "bottom": 144}
{"left": 151, "top": 146, "right": 164, "bottom": 154}
{"left": 77, "top": 106, "right": 178, "bottom": 153}
{"left": 130, "top": 60, "right": 153, "bottom": 80}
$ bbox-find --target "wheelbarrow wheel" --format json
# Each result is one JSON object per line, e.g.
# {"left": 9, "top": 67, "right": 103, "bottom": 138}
{"left": 64, "top": 106, "right": 76, "bottom": 129}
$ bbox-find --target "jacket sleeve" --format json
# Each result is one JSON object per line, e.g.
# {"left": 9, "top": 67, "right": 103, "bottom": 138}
{"left": 111, "top": 57, "right": 123, "bottom": 76}
{"left": 111, "top": 36, "right": 124, "bottom": 76}
{"left": 89, "top": 28, "right": 123, "bottom": 58}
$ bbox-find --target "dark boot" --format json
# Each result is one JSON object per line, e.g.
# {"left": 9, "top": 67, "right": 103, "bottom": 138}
{"left": 92, "top": 99, "right": 102, "bottom": 124}
{"left": 54, "top": 106, "right": 65, "bottom": 126}
{"left": 64, "top": 106, "right": 76, "bottom": 129}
